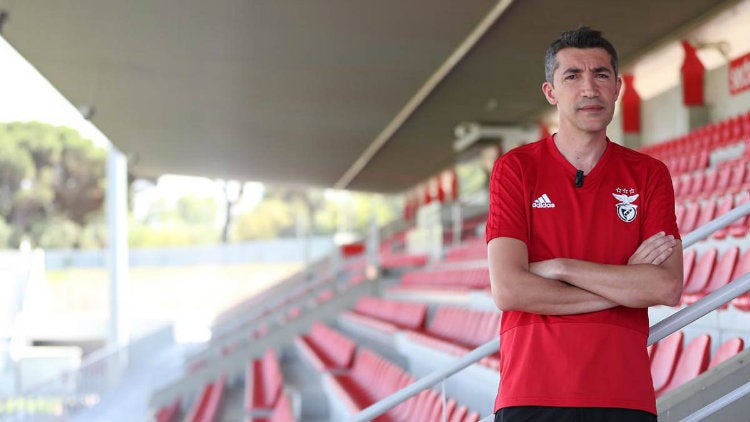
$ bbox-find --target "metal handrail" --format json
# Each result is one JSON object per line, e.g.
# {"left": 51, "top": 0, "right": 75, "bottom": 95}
{"left": 679, "top": 381, "right": 750, "bottom": 422}
{"left": 354, "top": 198, "right": 750, "bottom": 421}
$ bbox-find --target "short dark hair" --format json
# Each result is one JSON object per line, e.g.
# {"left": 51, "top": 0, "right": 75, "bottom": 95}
{"left": 544, "top": 26, "right": 618, "bottom": 84}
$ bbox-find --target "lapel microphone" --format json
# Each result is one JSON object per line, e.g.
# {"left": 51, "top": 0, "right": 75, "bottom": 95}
{"left": 575, "top": 170, "right": 584, "bottom": 188}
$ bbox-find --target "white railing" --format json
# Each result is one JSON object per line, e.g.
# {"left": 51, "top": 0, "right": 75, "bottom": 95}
{"left": 354, "top": 198, "right": 750, "bottom": 422}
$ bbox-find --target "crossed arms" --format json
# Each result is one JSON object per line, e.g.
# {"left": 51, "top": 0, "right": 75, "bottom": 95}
{"left": 488, "top": 232, "right": 684, "bottom": 315}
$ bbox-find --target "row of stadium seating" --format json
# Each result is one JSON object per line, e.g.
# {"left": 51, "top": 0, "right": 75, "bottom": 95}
{"left": 673, "top": 158, "right": 749, "bottom": 202}
{"left": 650, "top": 332, "right": 744, "bottom": 398}
{"left": 642, "top": 110, "right": 750, "bottom": 174}
{"left": 676, "top": 191, "right": 750, "bottom": 237}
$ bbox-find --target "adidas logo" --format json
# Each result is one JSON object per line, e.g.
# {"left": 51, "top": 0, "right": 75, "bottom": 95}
{"left": 532, "top": 194, "right": 556, "bottom": 208}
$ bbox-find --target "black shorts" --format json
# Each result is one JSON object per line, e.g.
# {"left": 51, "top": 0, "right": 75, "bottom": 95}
{"left": 494, "top": 406, "right": 657, "bottom": 422}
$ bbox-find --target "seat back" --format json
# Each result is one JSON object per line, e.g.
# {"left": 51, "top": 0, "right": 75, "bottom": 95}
{"left": 658, "top": 335, "right": 710, "bottom": 397}
{"left": 708, "top": 337, "right": 745, "bottom": 369}
{"left": 651, "top": 331, "right": 684, "bottom": 393}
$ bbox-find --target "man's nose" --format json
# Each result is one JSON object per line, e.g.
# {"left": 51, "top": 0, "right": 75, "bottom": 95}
{"left": 580, "top": 74, "right": 599, "bottom": 97}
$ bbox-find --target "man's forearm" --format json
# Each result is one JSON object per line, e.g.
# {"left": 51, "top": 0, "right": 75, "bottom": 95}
{"left": 490, "top": 268, "right": 618, "bottom": 315}
{"left": 534, "top": 256, "right": 683, "bottom": 308}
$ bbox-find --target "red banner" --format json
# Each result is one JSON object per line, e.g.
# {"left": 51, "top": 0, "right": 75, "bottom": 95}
{"left": 729, "top": 51, "right": 750, "bottom": 95}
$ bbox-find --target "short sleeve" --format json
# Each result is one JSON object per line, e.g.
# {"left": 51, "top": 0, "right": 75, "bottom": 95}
{"left": 486, "top": 155, "right": 528, "bottom": 244}
{"left": 641, "top": 160, "right": 680, "bottom": 241}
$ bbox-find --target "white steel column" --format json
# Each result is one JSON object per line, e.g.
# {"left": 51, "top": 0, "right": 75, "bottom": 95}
{"left": 107, "top": 147, "right": 129, "bottom": 348}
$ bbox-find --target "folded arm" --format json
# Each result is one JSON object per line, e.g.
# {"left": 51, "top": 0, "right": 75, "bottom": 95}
{"left": 530, "top": 232, "right": 684, "bottom": 308}
{"left": 489, "top": 231, "right": 682, "bottom": 314}
{"left": 488, "top": 237, "right": 617, "bottom": 315}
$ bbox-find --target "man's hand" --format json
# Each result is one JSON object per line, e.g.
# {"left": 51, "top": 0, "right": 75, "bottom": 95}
{"left": 628, "top": 232, "right": 677, "bottom": 266}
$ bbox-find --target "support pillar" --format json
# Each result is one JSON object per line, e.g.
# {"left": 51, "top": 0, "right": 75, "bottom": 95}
{"left": 107, "top": 148, "right": 129, "bottom": 349}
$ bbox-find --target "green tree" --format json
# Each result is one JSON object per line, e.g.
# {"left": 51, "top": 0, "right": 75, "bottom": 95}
{"left": 177, "top": 194, "right": 218, "bottom": 226}
{"left": 0, "top": 122, "right": 106, "bottom": 249}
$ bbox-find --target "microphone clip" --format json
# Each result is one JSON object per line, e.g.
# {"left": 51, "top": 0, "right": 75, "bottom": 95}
{"left": 575, "top": 170, "right": 584, "bottom": 188}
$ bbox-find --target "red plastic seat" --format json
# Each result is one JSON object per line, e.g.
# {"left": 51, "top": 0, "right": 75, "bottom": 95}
{"left": 155, "top": 398, "right": 181, "bottom": 422}
{"left": 712, "top": 195, "right": 735, "bottom": 239}
{"left": 708, "top": 338, "right": 745, "bottom": 369}
{"left": 329, "top": 348, "right": 412, "bottom": 418}
{"left": 714, "top": 166, "right": 733, "bottom": 196}
{"left": 731, "top": 249, "right": 750, "bottom": 311}
{"left": 657, "top": 334, "right": 710, "bottom": 397}
{"left": 726, "top": 163, "right": 747, "bottom": 194}
{"left": 295, "top": 322, "right": 356, "bottom": 373}
{"left": 352, "top": 296, "right": 428, "bottom": 330}
{"left": 682, "top": 249, "right": 696, "bottom": 290}
{"left": 678, "top": 202, "right": 700, "bottom": 234}
{"left": 246, "top": 348, "right": 283, "bottom": 413}
{"left": 683, "top": 247, "right": 738, "bottom": 306}
{"left": 400, "top": 267, "right": 491, "bottom": 290}
{"left": 727, "top": 192, "right": 750, "bottom": 237}
{"left": 700, "top": 169, "right": 719, "bottom": 198}
{"left": 651, "top": 331, "right": 684, "bottom": 395}
{"left": 680, "top": 248, "right": 716, "bottom": 304}
{"left": 185, "top": 374, "right": 227, "bottom": 422}
{"left": 408, "top": 306, "right": 501, "bottom": 370}
{"left": 694, "top": 199, "right": 717, "bottom": 230}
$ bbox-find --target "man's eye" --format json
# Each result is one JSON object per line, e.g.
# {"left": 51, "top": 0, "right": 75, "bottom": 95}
{"left": 565, "top": 74, "right": 577, "bottom": 80}
{"left": 596, "top": 73, "right": 609, "bottom": 79}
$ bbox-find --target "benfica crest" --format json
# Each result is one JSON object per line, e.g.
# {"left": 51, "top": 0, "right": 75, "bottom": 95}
{"left": 613, "top": 193, "right": 639, "bottom": 223}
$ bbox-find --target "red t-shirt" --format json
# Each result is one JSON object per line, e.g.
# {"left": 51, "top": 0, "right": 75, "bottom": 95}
{"left": 486, "top": 136, "right": 679, "bottom": 414}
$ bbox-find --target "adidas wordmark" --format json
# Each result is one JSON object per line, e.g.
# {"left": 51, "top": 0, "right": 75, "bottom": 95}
{"left": 532, "top": 194, "right": 556, "bottom": 208}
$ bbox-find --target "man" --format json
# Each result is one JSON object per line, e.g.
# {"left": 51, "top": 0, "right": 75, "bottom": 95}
{"left": 486, "top": 27, "right": 683, "bottom": 422}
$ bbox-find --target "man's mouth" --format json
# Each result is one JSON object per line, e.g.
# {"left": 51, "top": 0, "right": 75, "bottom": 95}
{"left": 579, "top": 105, "right": 605, "bottom": 112}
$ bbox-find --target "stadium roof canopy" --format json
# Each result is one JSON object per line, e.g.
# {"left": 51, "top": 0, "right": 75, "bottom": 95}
{"left": 1, "top": 0, "right": 740, "bottom": 192}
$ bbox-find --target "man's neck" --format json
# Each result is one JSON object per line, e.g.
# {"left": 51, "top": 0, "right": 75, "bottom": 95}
{"left": 553, "top": 130, "right": 608, "bottom": 174}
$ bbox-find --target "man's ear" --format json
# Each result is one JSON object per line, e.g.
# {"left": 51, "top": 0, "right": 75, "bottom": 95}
{"left": 542, "top": 81, "right": 557, "bottom": 105}
{"left": 614, "top": 76, "right": 623, "bottom": 101}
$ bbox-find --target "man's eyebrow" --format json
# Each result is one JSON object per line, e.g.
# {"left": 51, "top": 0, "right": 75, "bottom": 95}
{"left": 562, "top": 67, "right": 583, "bottom": 74}
{"left": 562, "top": 66, "right": 613, "bottom": 74}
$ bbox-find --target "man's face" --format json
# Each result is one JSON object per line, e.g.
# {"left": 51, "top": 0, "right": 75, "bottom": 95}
{"left": 542, "top": 47, "right": 622, "bottom": 136}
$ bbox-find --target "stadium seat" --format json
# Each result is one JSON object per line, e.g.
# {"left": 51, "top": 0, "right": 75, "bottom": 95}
{"left": 712, "top": 195, "right": 735, "bottom": 239}
{"left": 647, "top": 343, "right": 656, "bottom": 363}
{"left": 680, "top": 248, "right": 716, "bottom": 304}
{"left": 246, "top": 348, "right": 283, "bottom": 414}
{"left": 714, "top": 166, "right": 733, "bottom": 197}
{"left": 294, "top": 322, "right": 356, "bottom": 373}
{"left": 247, "top": 392, "right": 295, "bottom": 422}
{"left": 406, "top": 306, "right": 501, "bottom": 370}
{"left": 694, "top": 199, "right": 717, "bottom": 230}
{"left": 682, "top": 249, "right": 696, "bottom": 290}
{"left": 657, "top": 334, "right": 710, "bottom": 397}
{"left": 727, "top": 192, "right": 750, "bottom": 237}
{"left": 184, "top": 374, "right": 227, "bottom": 422}
{"left": 730, "top": 248, "right": 750, "bottom": 311}
{"left": 678, "top": 202, "right": 700, "bottom": 234}
{"left": 682, "top": 247, "right": 738, "bottom": 306}
{"left": 326, "top": 347, "right": 479, "bottom": 421}
{"left": 154, "top": 398, "right": 181, "bottom": 422}
{"left": 699, "top": 168, "right": 718, "bottom": 199}
{"left": 444, "top": 239, "right": 487, "bottom": 262}
{"left": 347, "top": 296, "right": 428, "bottom": 331}
{"left": 651, "top": 331, "right": 684, "bottom": 395}
{"left": 326, "top": 348, "right": 409, "bottom": 417}
{"left": 708, "top": 338, "right": 745, "bottom": 370}
{"left": 399, "top": 267, "right": 490, "bottom": 290}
